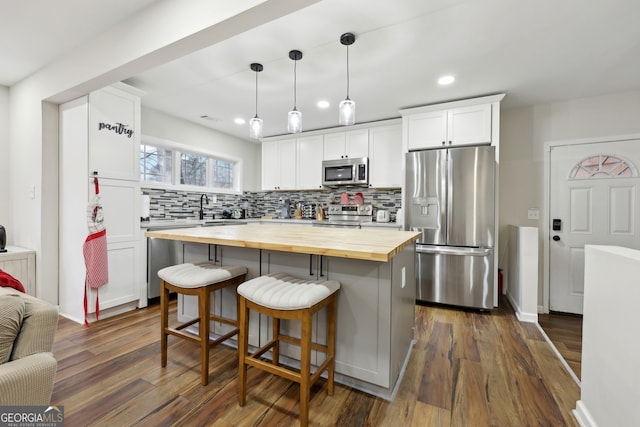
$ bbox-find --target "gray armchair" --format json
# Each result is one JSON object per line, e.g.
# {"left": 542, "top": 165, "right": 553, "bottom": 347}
{"left": 0, "top": 287, "right": 58, "bottom": 405}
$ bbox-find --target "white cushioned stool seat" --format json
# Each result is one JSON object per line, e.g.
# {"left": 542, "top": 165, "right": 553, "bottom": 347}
{"left": 237, "top": 272, "right": 340, "bottom": 310}
{"left": 158, "top": 262, "right": 247, "bottom": 288}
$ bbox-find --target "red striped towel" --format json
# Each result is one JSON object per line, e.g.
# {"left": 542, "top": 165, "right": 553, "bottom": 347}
{"left": 83, "top": 229, "right": 108, "bottom": 326}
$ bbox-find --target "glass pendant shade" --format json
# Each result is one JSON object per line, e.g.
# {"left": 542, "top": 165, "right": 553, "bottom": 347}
{"left": 287, "top": 108, "right": 302, "bottom": 134}
{"left": 249, "top": 115, "right": 263, "bottom": 139}
{"left": 339, "top": 97, "right": 356, "bottom": 125}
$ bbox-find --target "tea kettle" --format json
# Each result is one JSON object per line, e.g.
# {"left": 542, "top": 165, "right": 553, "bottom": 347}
{"left": 0, "top": 225, "right": 6, "bottom": 252}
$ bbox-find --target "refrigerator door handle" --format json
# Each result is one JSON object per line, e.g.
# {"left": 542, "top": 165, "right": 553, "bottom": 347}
{"left": 416, "top": 245, "right": 493, "bottom": 257}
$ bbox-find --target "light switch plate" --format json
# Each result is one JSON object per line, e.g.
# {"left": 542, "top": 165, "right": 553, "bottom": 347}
{"left": 527, "top": 207, "right": 539, "bottom": 220}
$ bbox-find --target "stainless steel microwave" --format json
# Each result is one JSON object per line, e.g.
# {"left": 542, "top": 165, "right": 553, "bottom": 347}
{"left": 322, "top": 157, "right": 369, "bottom": 187}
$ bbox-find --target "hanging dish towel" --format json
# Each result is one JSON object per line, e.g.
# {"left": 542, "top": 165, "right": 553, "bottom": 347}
{"left": 83, "top": 229, "right": 108, "bottom": 326}
{"left": 84, "top": 173, "right": 108, "bottom": 326}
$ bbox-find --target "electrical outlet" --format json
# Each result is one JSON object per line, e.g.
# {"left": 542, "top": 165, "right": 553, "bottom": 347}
{"left": 527, "top": 208, "right": 539, "bottom": 220}
{"left": 211, "top": 195, "right": 217, "bottom": 203}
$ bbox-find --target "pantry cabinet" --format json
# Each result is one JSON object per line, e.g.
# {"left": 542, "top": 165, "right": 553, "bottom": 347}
{"left": 59, "top": 83, "right": 142, "bottom": 324}
{"left": 401, "top": 94, "right": 505, "bottom": 151}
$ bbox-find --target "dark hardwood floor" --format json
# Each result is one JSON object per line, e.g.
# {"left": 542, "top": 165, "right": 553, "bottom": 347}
{"left": 51, "top": 297, "right": 580, "bottom": 426}
{"left": 538, "top": 312, "right": 583, "bottom": 380}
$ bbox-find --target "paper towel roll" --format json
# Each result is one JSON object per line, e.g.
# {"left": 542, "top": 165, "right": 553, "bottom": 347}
{"left": 141, "top": 195, "right": 150, "bottom": 219}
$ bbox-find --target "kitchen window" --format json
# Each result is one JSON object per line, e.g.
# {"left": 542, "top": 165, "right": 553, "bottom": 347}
{"left": 140, "top": 145, "right": 173, "bottom": 183}
{"left": 140, "top": 136, "right": 241, "bottom": 192}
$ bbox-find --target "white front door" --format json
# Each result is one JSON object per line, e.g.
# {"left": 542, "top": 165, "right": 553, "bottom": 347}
{"left": 549, "top": 140, "right": 640, "bottom": 314}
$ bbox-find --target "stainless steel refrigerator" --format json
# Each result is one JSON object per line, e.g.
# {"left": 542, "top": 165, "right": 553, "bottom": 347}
{"left": 405, "top": 146, "right": 495, "bottom": 309}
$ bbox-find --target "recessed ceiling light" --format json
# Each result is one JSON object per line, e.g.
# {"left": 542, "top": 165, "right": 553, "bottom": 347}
{"left": 234, "top": 118, "right": 246, "bottom": 125}
{"left": 317, "top": 100, "right": 330, "bottom": 109}
{"left": 438, "top": 75, "right": 455, "bottom": 85}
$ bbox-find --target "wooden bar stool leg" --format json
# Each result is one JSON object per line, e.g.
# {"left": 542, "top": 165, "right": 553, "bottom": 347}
{"left": 199, "top": 286, "right": 211, "bottom": 386}
{"left": 272, "top": 317, "right": 280, "bottom": 365}
{"left": 299, "top": 310, "right": 312, "bottom": 427}
{"left": 327, "top": 295, "right": 337, "bottom": 395}
{"left": 160, "top": 280, "right": 169, "bottom": 368}
{"left": 238, "top": 296, "right": 249, "bottom": 406}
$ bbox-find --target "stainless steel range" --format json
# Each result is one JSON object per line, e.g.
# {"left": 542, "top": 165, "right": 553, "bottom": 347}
{"left": 312, "top": 204, "right": 372, "bottom": 228}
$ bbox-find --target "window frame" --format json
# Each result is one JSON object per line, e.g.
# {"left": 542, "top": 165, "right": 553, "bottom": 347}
{"left": 140, "top": 135, "right": 243, "bottom": 194}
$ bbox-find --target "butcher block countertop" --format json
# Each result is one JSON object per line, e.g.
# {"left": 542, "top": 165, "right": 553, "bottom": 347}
{"left": 145, "top": 223, "right": 421, "bottom": 262}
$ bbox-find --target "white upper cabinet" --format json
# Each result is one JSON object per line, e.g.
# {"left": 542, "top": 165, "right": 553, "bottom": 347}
{"left": 402, "top": 94, "right": 504, "bottom": 151}
{"left": 88, "top": 86, "right": 141, "bottom": 180}
{"left": 323, "top": 129, "right": 369, "bottom": 160}
{"left": 446, "top": 104, "right": 492, "bottom": 146}
{"left": 368, "top": 123, "right": 402, "bottom": 188}
{"left": 405, "top": 110, "right": 448, "bottom": 150}
{"left": 261, "top": 138, "right": 297, "bottom": 190}
{"left": 297, "top": 135, "right": 324, "bottom": 190}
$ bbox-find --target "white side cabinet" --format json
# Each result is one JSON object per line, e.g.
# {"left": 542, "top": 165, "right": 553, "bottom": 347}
{"left": 323, "top": 129, "right": 369, "bottom": 160}
{"left": 261, "top": 138, "right": 297, "bottom": 190}
{"left": 368, "top": 122, "right": 402, "bottom": 188}
{"left": 402, "top": 95, "right": 504, "bottom": 151}
{"left": 0, "top": 247, "right": 36, "bottom": 295}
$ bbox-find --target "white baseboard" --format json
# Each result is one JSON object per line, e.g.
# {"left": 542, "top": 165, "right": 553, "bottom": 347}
{"left": 506, "top": 292, "right": 538, "bottom": 323}
{"left": 573, "top": 400, "right": 597, "bottom": 427}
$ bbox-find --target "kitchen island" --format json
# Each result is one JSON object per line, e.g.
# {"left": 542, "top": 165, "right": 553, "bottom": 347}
{"left": 146, "top": 223, "right": 420, "bottom": 400}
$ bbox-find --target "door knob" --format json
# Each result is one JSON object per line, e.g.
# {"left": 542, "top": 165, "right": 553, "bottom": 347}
{"left": 552, "top": 235, "right": 560, "bottom": 241}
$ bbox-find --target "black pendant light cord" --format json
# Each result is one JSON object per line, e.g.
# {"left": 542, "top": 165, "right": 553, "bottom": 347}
{"left": 293, "top": 57, "right": 297, "bottom": 109}
{"left": 254, "top": 70, "right": 259, "bottom": 117}
{"left": 345, "top": 44, "right": 350, "bottom": 99}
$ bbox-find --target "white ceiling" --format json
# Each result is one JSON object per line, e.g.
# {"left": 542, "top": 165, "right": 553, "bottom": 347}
{"left": 3, "top": 0, "right": 640, "bottom": 142}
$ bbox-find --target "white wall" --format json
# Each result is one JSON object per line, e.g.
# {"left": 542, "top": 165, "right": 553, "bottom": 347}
{"left": 142, "top": 107, "right": 260, "bottom": 191}
{"left": 574, "top": 245, "right": 640, "bottom": 427}
{"left": 499, "top": 89, "right": 640, "bottom": 308}
{"left": 0, "top": 86, "right": 8, "bottom": 230}
{"left": 506, "top": 225, "right": 538, "bottom": 323}
{"left": 7, "top": 0, "right": 316, "bottom": 304}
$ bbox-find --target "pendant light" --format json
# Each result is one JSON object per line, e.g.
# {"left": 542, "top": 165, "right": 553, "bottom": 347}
{"left": 249, "top": 63, "right": 264, "bottom": 139}
{"left": 339, "top": 32, "right": 356, "bottom": 126}
{"left": 287, "top": 49, "right": 303, "bottom": 134}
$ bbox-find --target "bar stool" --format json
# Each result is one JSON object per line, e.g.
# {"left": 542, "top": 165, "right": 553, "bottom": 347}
{"left": 159, "top": 261, "right": 247, "bottom": 385}
{"left": 237, "top": 273, "right": 340, "bottom": 426}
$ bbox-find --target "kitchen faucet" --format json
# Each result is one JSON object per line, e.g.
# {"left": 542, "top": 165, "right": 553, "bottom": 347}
{"left": 199, "top": 194, "right": 209, "bottom": 220}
